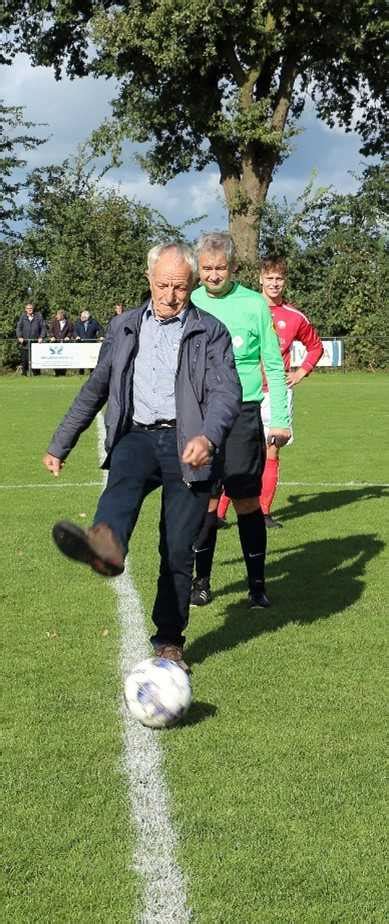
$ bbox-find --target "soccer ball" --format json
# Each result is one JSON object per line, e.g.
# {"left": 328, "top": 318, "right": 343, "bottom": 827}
{"left": 124, "top": 657, "right": 192, "bottom": 728}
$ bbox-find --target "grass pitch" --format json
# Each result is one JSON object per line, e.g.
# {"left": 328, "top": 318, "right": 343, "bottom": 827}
{"left": 2, "top": 372, "right": 388, "bottom": 922}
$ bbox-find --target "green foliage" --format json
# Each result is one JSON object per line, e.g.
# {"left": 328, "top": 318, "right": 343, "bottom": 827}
{"left": 21, "top": 153, "right": 182, "bottom": 324}
{"left": 0, "top": 100, "right": 47, "bottom": 237}
{"left": 0, "top": 241, "right": 35, "bottom": 368}
{"left": 257, "top": 164, "right": 389, "bottom": 368}
{"left": 3, "top": 2, "right": 387, "bottom": 258}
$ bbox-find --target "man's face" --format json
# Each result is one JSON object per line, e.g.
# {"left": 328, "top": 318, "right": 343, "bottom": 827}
{"left": 25, "top": 304, "right": 34, "bottom": 317}
{"left": 260, "top": 268, "right": 286, "bottom": 305}
{"left": 56, "top": 311, "right": 64, "bottom": 320}
{"left": 80, "top": 311, "right": 89, "bottom": 322}
{"left": 114, "top": 304, "right": 124, "bottom": 315}
{"left": 148, "top": 251, "right": 193, "bottom": 319}
{"left": 198, "top": 249, "right": 235, "bottom": 297}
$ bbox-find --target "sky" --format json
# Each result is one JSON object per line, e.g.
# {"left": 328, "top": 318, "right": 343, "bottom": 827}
{"left": 1, "top": 53, "right": 373, "bottom": 234}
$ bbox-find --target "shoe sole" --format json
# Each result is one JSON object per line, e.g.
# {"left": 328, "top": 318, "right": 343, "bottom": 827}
{"left": 52, "top": 521, "right": 124, "bottom": 577}
{"left": 152, "top": 652, "right": 191, "bottom": 674}
{"left": 190, "top": 598, "right": 212, "bottom": 607}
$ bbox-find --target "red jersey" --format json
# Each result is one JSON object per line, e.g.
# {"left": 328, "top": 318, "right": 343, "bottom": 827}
{"left": 263, "top": 302, "right": 323, "bottom": 390}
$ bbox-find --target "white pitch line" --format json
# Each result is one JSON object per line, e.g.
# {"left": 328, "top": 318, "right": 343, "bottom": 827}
{"left": 2, "top": 479, "right": 389, "bottom": 491}
{"left": 96, "top": 414, "right": 191, "bottom": 924}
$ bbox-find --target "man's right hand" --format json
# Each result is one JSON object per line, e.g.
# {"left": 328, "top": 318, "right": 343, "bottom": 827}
{"left": 42, "top": 453, "right": 64, "bottom": 477}
{"left": 18, "top": 337, "right": 24, "bottom": 344}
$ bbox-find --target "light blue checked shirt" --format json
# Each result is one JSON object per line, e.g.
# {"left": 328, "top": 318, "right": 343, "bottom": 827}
{"left": 132, "top": 303, "right": 189, "bottom": 424}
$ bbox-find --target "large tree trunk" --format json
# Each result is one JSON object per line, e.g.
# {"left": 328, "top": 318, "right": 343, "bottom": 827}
{"left": 222, "top": 155, "right": 273, "bottom": 264}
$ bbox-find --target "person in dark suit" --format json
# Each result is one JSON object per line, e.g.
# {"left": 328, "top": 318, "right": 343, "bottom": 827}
{"left": 73, "top": 310, "right": 103, "bottom": 374}
{"left": 16, "top": 302, "right": 46, "bottom": 375}
{"left": 49, "top": 309, "right": 74, "bottom": 377}
{"left": 73, "top": 310, "right": 103, "bottom": 341}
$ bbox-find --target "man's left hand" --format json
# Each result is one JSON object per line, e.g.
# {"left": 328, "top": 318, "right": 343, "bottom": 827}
{"left": 267, "top": 428, "right": 291, "bottom": 448}
{"left": 182, "top": 435, "right": 213, "bottom": 467}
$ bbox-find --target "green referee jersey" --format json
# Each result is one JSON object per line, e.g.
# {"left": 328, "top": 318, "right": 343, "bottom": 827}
{"left": 191, "top": 282, "right": 289, "bottom": 429}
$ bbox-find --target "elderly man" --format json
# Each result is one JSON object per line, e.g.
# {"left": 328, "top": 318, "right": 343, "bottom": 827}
{"left": 16, "top": 302, "right": 46, "bottom": 376}
{"left": 73, "top": 310, "right": 103, "bottom": 375}
{"left": 43, "top": 242, "right": 241, "bottom": 671}
{"left": 190, "top": 232, "right": 290, "bottom": 609}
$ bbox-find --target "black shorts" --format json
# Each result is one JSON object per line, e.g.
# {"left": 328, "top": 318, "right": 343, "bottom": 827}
{"left": 212, "top": 401, "right": 266, "bottom": 500}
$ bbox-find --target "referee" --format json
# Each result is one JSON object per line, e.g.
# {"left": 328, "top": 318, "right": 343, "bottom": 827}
{"left": 190, "top": 232, "right": 290, "bottom": 609}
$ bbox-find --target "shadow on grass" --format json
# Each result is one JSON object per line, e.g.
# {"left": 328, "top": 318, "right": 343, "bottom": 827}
{"left": 277, "top": 486, "right": 389, "bottom": 522}
{"left": 187, "top": 533, "right": 384, "bottom": 666}
{"left": 182, "top": 700, "right": 218, "bottom": 726}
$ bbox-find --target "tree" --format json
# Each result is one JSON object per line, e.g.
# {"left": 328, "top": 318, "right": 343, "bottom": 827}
{"left": 22, "top": 153, "right": 183, "bottom": 322}
{"left": 3, "top": 2, "right": 387, "bottom": 260}
{"left": 0, "top": 101, "right": 46, "bottom": 237}
{"left": 258, "top": 163, "right": 389, "bottom": 368}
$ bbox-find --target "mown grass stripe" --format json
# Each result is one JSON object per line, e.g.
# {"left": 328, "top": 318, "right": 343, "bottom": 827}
{"left": 0, "top": 481, "right": 102, "bottom": 489}
{"left": 96, "top": 415, "right": 191, "bottom": 924}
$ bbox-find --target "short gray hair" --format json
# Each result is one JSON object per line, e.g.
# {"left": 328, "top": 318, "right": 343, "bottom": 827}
{"left": 195, "top": 231, "right": 237, "bottom": 266}
{"left": 147, "top": 242, "right": 198, "bottom": 278}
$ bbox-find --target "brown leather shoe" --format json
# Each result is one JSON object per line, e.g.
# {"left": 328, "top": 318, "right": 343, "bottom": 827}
{"left": 153, "top": 643, "right": 190, "bottom": 674}
{"left": 52, "top": 521, "right": 125, "bottom": 577}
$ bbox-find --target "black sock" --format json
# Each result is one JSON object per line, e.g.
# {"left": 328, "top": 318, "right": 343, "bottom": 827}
{"left": 194, "top": 511, "right": 218, "bottom": 581}
{"left": 237, "top": 509, "right": 267, "bottom": 589}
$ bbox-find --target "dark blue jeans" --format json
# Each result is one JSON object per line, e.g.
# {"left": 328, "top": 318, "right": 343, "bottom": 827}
{"left": 94, "top": 428, "right": 211, "bottom": 646}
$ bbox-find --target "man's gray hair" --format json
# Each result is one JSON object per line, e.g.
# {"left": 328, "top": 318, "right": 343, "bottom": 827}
{"left": 147, "top": 242, "right": 198, "bottom": 278}
{"left": 195, "top": 232, "right": 237, "bottom": 266}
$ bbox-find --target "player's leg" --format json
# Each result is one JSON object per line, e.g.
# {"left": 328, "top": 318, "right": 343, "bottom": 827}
{"left": 52, "top": 430, "right": 160, "bottom": 575}
{"left": 151, "top": 428, "right": 211, "bottom": 665}
{"left": 191, "top": 492, "right": 219, "bottom": 606}
{"left": 260, "top": 442, "right": 282, "bottom": 528}
{"left": 216, "top": 490, "right": 231, "bottom": 525}
{"left": 226, "top": 402, "right": 270, "bottom": 608}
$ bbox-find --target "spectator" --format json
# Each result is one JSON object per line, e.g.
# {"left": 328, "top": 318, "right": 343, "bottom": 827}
{"left": 49, "top": 309, "right": 74, "bottom": 377}
{"left": 105, "top": 303, "right": 126, "bottom": 337}
{"left": 16, "top": 302, "right": 46, "bottom": 376}
{"left": 73, "top": 310, "right": 103, "bottom": 375}
{"left": 73, "top": 310, "right": 103, "bottom": 341}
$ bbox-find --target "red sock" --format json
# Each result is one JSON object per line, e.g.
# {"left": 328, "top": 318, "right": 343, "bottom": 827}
{"left": 260, "top": 458, "right": 280, "bottom": 514}
{"left": 217, "top": 492, "right": 231, "bottom": 520}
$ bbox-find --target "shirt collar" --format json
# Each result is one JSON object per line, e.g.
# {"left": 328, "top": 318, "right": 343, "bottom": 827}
{"left": 147, "top": 300, "right": 189, "bottom": 326}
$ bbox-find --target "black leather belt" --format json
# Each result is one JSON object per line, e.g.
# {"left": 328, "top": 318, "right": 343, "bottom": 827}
{"left": 132, "top": 420, "right": 176, "bottom": 431}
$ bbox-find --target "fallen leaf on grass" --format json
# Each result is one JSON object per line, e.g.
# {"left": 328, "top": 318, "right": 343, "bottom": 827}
{"left": 101, "top": 628, "right": 109, "bottom": 637}
{"left": 79, "top": 512, "right": 87, "bottom": 518}
{"left": 46, "top": 630, "right": 58, "bottom": 639}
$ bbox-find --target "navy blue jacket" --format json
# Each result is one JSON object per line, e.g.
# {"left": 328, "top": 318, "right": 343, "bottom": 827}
{"left": 48, "top": 301, "right": 242, "bottom": 482}
{"left": 73, "top": 318, "right": 102, "bottom": 340}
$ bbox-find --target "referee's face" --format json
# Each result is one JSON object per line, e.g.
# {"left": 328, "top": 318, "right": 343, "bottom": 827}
{"left": 198, "top": 250, "right": 235, "bottom": 297}
{"left": 149, "top": 251, "right": 194, "bottom": 319}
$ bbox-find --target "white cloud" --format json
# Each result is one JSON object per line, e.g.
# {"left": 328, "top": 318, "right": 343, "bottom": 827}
{"left": 100, "top": 174, "right": 181, "bottom": 214}
{"left": 188, "top": 172, "right": 224, "bottom": 216}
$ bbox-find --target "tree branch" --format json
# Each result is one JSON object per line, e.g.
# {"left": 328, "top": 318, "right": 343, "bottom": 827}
{"left": 271, "top": 51, "right": 299, "bottom": 133}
